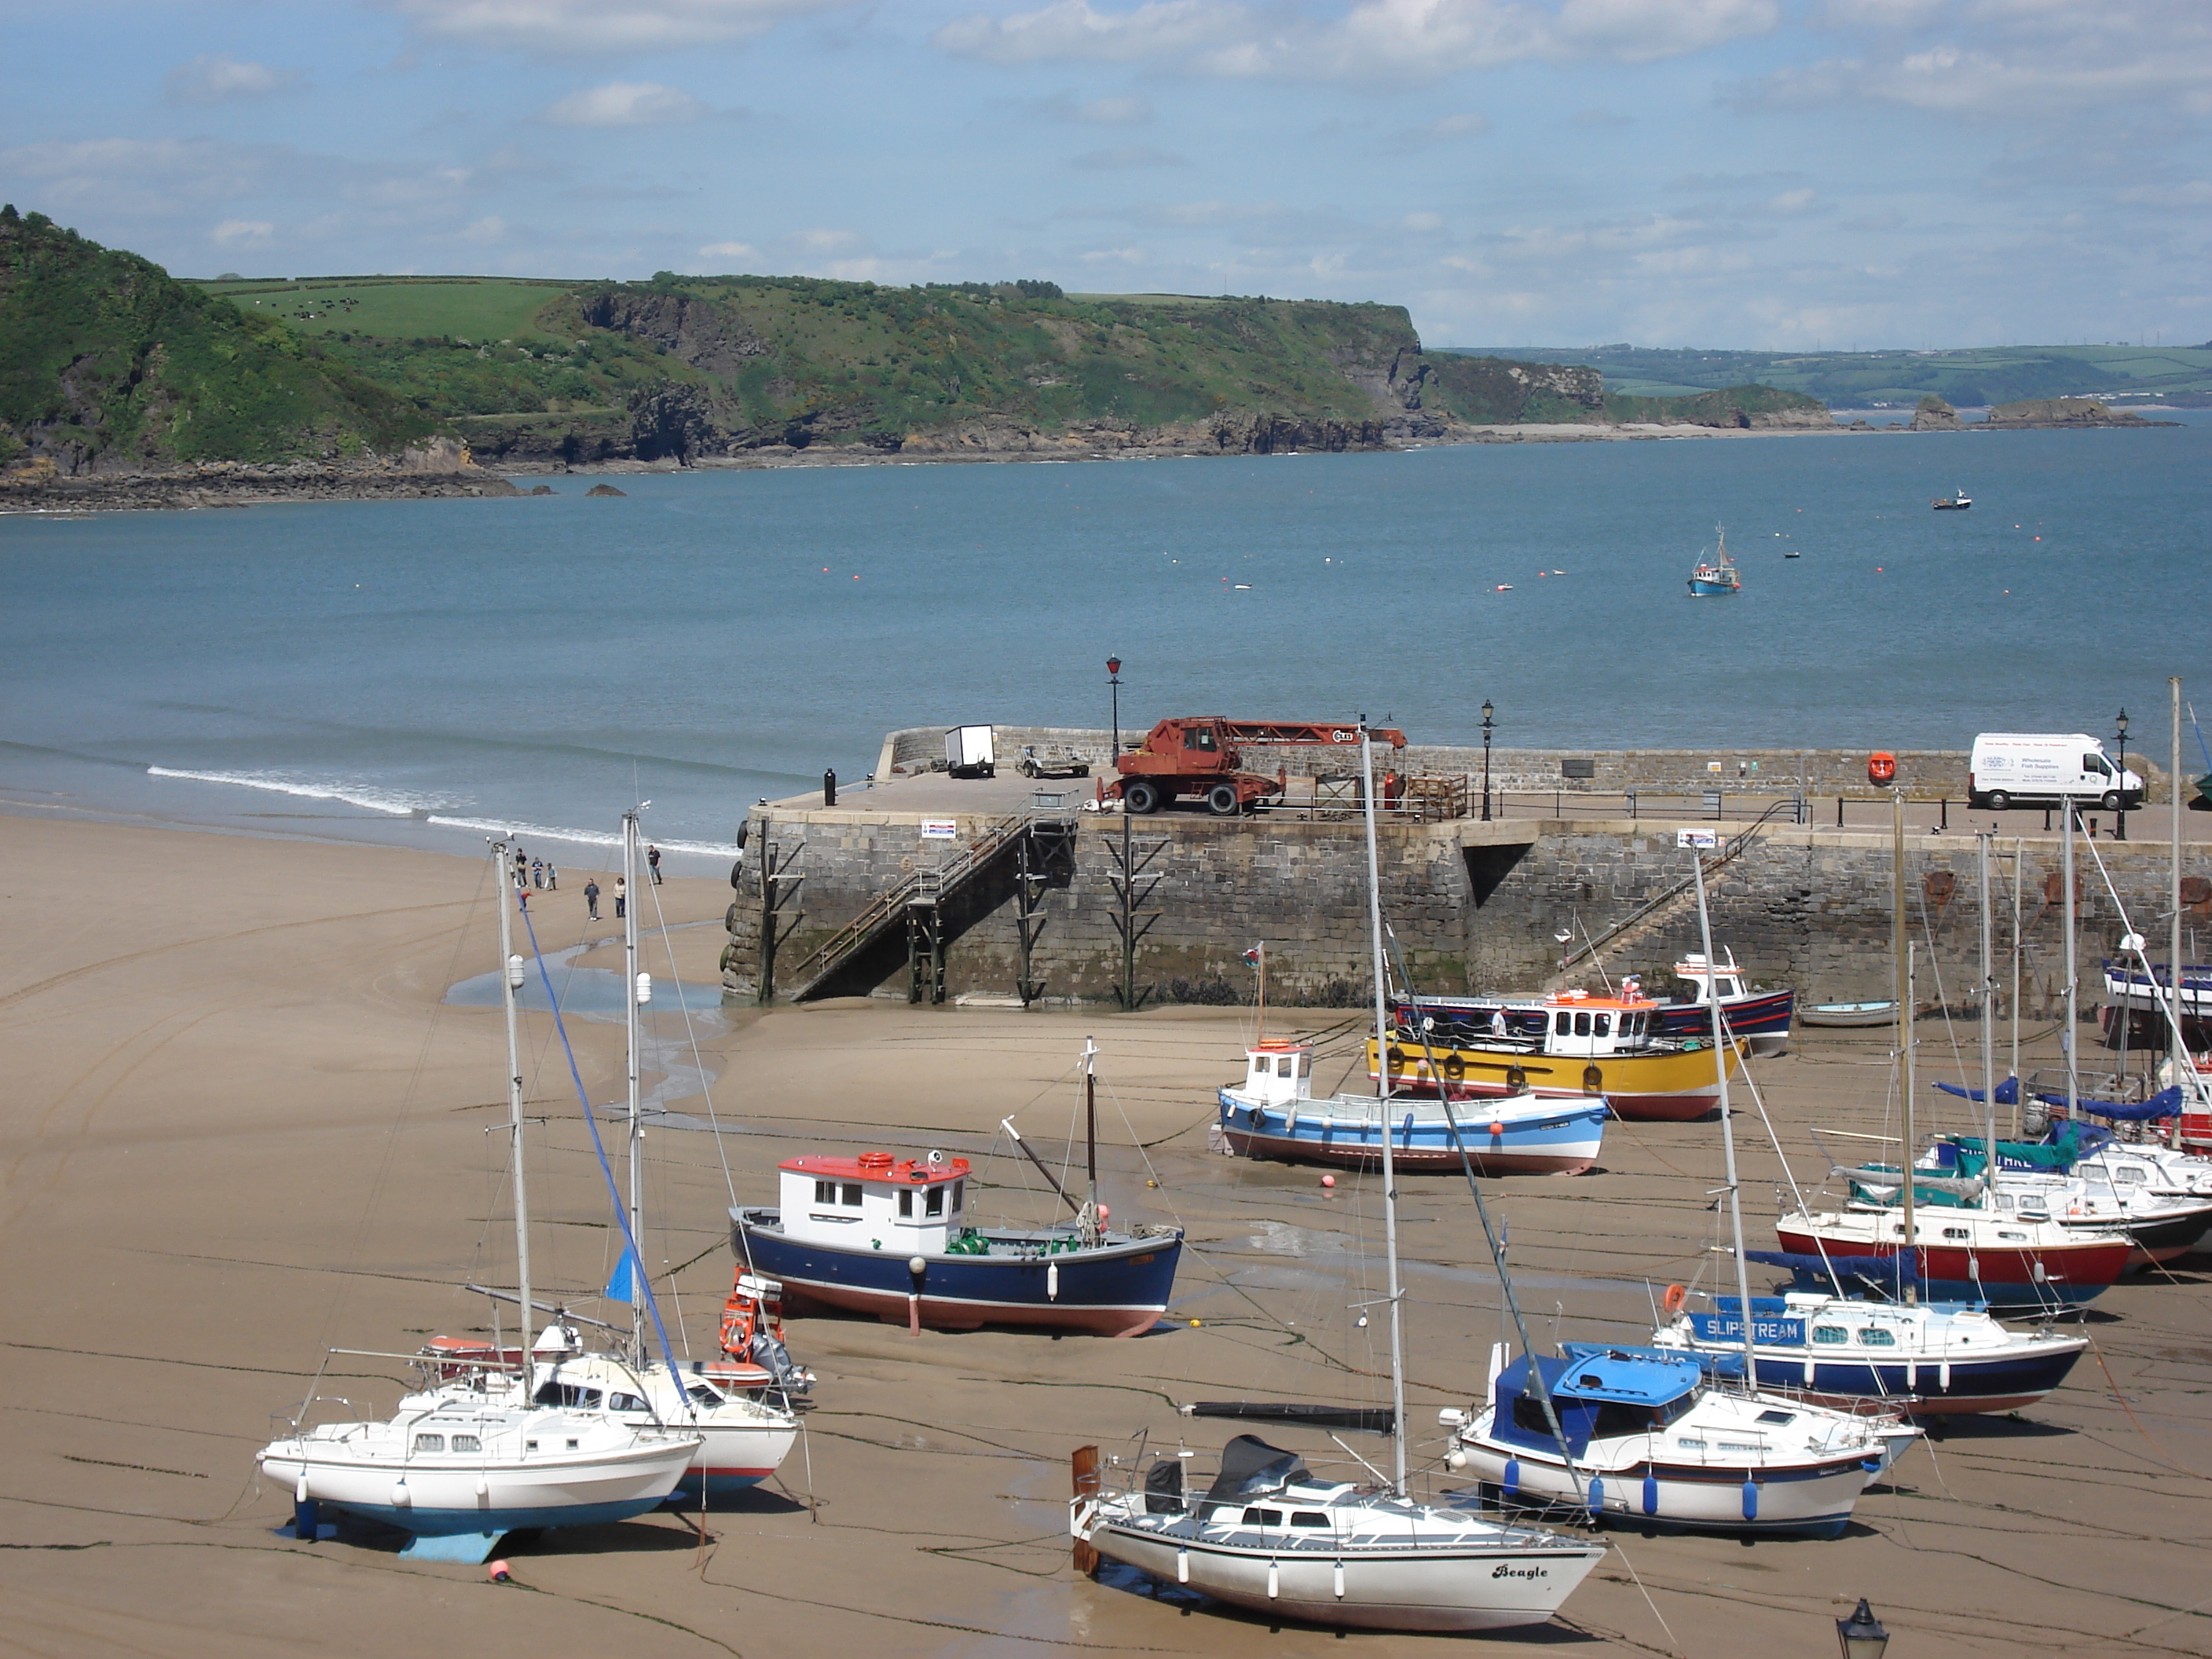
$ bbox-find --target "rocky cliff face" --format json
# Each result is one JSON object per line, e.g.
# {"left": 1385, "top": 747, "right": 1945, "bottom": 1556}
{"left": 1424, "top": 356, "right": 1606, "bottom": 425}
{"left": 1910, "top": 395, "right": 1963, "bottom": 430}
{"left": 1983, "top": 397, "right": 2159, "bottom": 428}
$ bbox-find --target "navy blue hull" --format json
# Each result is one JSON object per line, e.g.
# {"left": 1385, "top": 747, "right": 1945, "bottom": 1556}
{"left": 1743, "top": 1346, "right": 2085, "bottom": 1414}
{"left": 733, "top": 1211, "right": 1180, "bottom": 1335}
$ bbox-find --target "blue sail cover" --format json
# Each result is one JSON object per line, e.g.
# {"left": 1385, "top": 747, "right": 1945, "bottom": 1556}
{"left": 1935, "top": 1075, "right": 2021, "bottom": 1106}
{"left": 2032, "top": 1084, "right": 2184, "bottom": 1122}
{"left": 1745, "top": 1248, "right": 1920, "bottom": 1295}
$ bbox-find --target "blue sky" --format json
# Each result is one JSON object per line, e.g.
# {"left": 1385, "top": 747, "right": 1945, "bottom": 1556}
{"left": 4, "top": 0, "right": 2206, "bottom": 349}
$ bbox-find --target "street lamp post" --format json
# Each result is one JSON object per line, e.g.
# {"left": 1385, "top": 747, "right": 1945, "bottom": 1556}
{"left": 2115, "top": 707, "right": 2130, "bottom": 841}
{"left": 1107, "top": 657, "right": 1122, "bottom": 766}
{"left": 1480, "top": 699, "right": 1495, "bottom": 822}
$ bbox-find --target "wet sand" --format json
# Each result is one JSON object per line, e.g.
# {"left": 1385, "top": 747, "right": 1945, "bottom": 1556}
{"left": 1, "top": 811, "right": 2205, "bottom": 1657}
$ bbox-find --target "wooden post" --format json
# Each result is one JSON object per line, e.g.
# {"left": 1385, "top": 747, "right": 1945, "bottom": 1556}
{"left": 1071, "top": 1445, "right": 1101, "bottom": 1575}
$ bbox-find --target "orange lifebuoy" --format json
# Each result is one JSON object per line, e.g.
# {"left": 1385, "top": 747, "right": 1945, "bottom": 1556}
{"left": 1661, "top": 1283, "right": 1689, "bottom": 1315}
{"left": 1867, "top": 752, "right": 1898, "bottom": 786}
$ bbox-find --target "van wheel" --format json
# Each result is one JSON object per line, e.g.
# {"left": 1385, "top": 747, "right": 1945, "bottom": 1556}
{"left": 1985, "top": 790, "right": 2010, "bottom": 811}
{"left": 2101, "top": 790, "right": 2122, "bottom": 812}
{"left": 1124, "top": 780, "right": 1163, "bottom": 815}
{"left": 1206, "top": 783, "right": 1241, "bottom": 816}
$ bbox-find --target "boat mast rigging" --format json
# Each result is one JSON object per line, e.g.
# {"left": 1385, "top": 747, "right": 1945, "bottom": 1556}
{"left": 493, "top": 838, "right": 533, "bottom": 1355}
{"left": 1360, "top": 726, "right": 1409, "bottom": 1497}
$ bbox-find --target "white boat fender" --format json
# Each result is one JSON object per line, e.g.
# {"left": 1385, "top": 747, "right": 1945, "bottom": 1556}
{"left": 1939, "top": 1361, "right": 1951, "bottom": 1391}
{"left": 1048, "top": 1261, "right": 1059, "bottom": 1302}
{"left": 1267, "top": 1560, "right": 1280, "bottom": 1599}
{"left": 476, "top": 1473, "right": 490, "bottom": 1502}
{"left": 1177, "top": 1546, "right": 1189, "bottom": 1584}
{"left": 391, "top": 1480, "right": 412, "bottom": 1509}
{"left": 295, "top": 1472, "right": 310, "bottom": 1504}
{"left": 1333, "top": 1559, "right": 1345, "bottom": 1599}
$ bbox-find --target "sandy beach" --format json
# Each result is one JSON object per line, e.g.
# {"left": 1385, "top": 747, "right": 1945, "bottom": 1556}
{"left": 2, "top": 810, "right": 2206, "bottom": 1658}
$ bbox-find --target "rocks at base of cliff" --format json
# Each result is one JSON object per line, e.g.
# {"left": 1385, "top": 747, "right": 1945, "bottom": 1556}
{"left": 527, "top": 484, "right": 556, "bottom": 495}
{"left": 585, "top": 482, "right": 627, "bottom": 496}
{"left": 1910, "top": 396, "right": 1963, "bottom": 430}
{"left": 0, "top": 458, "right": 521, "bottom": 511}
{"left": 1983, "top": 397, "right": 2173, "bottom": 428}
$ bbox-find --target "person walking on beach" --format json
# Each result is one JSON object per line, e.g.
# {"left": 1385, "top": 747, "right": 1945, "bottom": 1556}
{"left": 584, "top": 878, "right": 600, "bottom": 921}
{"left": 530, "top": 858, "right": 544, "bottom": 889}
{"left": 613, "top": 875, "right": 626, "bottom": 919}
{"left": 544, "top": 862, "right": 558, "bottom": 891}
{"left": 647, "top": 844, "right": 663, "bottom": 884}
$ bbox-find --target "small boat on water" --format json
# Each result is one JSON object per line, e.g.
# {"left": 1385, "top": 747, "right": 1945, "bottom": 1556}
{"left": 1217, "top": 1037, "right": 1608, "bottom": 1174}
{"left": 1800, "top": 999, "right": 1900, "bottom": 1028}
{"left": 732, "top": 1042, "right": 1183, "bottom": 1336}
{"left": 1932, "top": 489, "right": 1972, "bottom": 510}
{"left": 1686, "top": 526, "right": 1741, "bottom": 596}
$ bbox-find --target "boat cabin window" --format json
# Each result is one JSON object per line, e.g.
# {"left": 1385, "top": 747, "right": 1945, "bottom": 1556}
{"left": 1555, "top": 1012, "right": 1571, "bottom": 1036}
{"left": 687, "top": 1384, "right": 724, "bottom": 1407}
{"left": 950, "top": 1179, "right": 965, "bottom": 1211}
{"left": 413, "top": 1433, "right": 445, "bottom": 1452}
{"left": 533, "top": 1382, "right": 604, "bottom": 1409}
{"left": 842, "top": 1183, "right": 862, "bottom": 1206}
{"left": 2112, "top": 1166, "right": 2146, "bottom": 1184}
{"left": 814, "top": 1178, "right": 862, "bottom": 1207}
{"left": 899, "top": 1189, "right": 914, "bottom": 1218}
{"left": 1943, "top": 1227, "right": 1969, "bottom": 1240}
{"left": 452, "top": 1434, "right": 481, "bottom": 1452}
{"left": 1857, "top": 1329, "right": 1896, "bottom": 1348}
{"left": 1291, "top": 1511, "right": 1331, "bottom": 1528}
{"left": 1756, "top": 1409, "right": 1796, "bottom": 1426}
{"left": 1241, "top": 1506, "right": 1283, "bottom": 1526}
{"left": 1813, "top": 1326, "right": 1848, "bottom": 1345}
{"left": 925, "top": 1185, "right": 946, "bottom": 1218}
{"left": 1278, "top": 1056, "right": 1295, "bottom": 1076}
{"left": 608, "top": 1392, "right": 646, "bottom": 1412}
{"left": 1575, "top": 1012, "right": 1592, "bottom": 1036}
{"left": 1593, "top": 1014, "right": 1611, "bottom": 1037}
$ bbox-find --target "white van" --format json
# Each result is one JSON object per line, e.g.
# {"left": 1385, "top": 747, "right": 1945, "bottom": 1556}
{"left": 1968, "top": 733, "right": 2143, "bottom": 811}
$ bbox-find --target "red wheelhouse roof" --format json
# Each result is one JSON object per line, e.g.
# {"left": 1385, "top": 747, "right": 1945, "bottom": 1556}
{"left": 781, "top": 1151, "right": 969, "bottom": 1186}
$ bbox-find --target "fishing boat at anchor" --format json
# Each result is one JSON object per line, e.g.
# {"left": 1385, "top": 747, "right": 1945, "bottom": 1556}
{"left": 1686, "top": 526, "right": 1741, "bottom": 595}
{"left": 1217, "top": 1037, "right": 1608, "bottom": 1173}
{"left": 731, "top": 1042, "right": 1182, "bottom": 1336}
{"left": 1932, "top": 489, "right": 1972, "bottom": 510}
{"left": 1372, "top": 983, "right": 1747, "bottom": 1121}
{"left": 1395, "top": 950, "right": 1793, "bottom": 1060}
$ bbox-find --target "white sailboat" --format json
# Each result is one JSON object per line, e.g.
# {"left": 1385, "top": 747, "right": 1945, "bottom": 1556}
{"left": 1071, "top": 727, "right": 1607, "bottom": 1632}
{"left": 1447, "top": 837, "right": 1920, "bottom": 1536}
{"left": 258, "top": 840, "right": 700, "bottom": 1561}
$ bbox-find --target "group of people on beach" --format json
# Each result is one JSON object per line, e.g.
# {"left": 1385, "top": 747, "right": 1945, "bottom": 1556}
{"left": 510, "top": 841, "right": 664, "bottom": 922}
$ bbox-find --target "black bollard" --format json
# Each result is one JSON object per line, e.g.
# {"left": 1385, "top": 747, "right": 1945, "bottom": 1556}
{"left": 823, "top": 768, "right": 837, "bottom": 808}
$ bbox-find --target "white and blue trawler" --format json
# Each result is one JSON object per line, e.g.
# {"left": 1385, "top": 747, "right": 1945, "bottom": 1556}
{"left": 1651, "top": 1292, "right": 2087, "bottom": 1416}
{"left": 1217, "top": 1037, "right": 1608, "bottom": 1174}
{"left": 731, "top": 1044, "right": 1182, "bottom": 1337}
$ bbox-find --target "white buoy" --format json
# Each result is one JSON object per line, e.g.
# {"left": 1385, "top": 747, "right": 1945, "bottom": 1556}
{"left": 506, "top": 953, "right": 526, "bottom": 990}
{"left": 635, "top": 971, "right": 652, "bottom": 1005}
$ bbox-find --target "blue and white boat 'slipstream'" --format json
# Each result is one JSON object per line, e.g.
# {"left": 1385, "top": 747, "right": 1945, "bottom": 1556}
{"left": 1217, "top": 1038, "right": 1606, "bottom": 1174}
{"left": 1650, "top": 1292, "right": 2088, "bottom": 1415}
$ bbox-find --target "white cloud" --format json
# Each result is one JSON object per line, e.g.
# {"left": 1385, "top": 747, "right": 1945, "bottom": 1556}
{"left": 211, "top": 218, "right": 274, "bottom": 247}
{"left": 165, "top": 54, "right": 298, "bottom": 104}
{"left": 460, "top": 215, "right": 510, "bottom": 243}
{"left": 541, "top": 82, "right": 709, "bottom": 126}
{"left": 698, "top": 239, "right": 760, "bottom": 258}
{"left": 789, "top": 227, "right": 860, "bottom": 253}
{"left": 0, "top": 137, "right": 282, "bottom": 211}
{"left": 1069, "top": 142, "right": 1188, "bottom": 168}
{"left": 390, "top": 0, "right": 847, "bottom": 54}
{"left": 1079, "top": 244, "right": 1148, "bottom": 262}
{"left": 936, "top": 0, "right": 1778, "bottom": 81}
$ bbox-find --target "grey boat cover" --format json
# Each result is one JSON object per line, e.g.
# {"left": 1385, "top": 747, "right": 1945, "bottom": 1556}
{"left": 1202, "top": 1434, "right": 1311, "bottom": 1505}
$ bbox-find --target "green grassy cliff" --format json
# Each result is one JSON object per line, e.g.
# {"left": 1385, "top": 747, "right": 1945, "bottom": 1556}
{"left": 0, "top": 207, "right": 433, "bottom": 471}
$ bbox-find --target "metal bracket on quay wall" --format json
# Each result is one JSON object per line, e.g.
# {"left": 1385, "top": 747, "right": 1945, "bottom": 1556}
{"left": 756, "top": 834, "right": 806, "bottom": 1004}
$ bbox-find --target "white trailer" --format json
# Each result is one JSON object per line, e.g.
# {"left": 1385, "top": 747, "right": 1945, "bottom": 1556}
{"left": 944, "top": 724, "right": 997, "bottom": 778}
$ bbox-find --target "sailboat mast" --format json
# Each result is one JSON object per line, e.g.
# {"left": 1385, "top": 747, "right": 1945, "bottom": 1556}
{"left": 2172, "top": 678, "right": 2188, "bottom": 1151}
{"left": 494, "top": 839, "right": 533, "bottom": 1350}
{"left": 1083, "top": 1037, "right": 1100, "bottom": 1224}
{"left": 1979, "top": 833, "right": 1998, "bottom": 1203}
{"left": 1689, "top": 852, "right": 1757, "bottom": 1386}
{"left": 2063, "top": 797, "right": 2078, "bottom": 1121}
{"left": 1360, "top": 727, "right": 1408, "bottom": 1498}
{"left": 2011, "top": 839, "right": 2024, "bottom": 1139}
{"left": 623, "top": 810, "right": 646, "bottom": 1349}
{"left": 1895, "top": 786, "right": 1916, "bottom": 1302}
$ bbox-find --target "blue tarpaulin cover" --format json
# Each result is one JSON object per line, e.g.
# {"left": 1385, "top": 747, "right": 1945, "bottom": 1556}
{"left": 2032, "top": 1085, "right": 2184, "bottom": 1122}
{"left": 1936, "top": 1075, "right": 2021, "bottom": 1106}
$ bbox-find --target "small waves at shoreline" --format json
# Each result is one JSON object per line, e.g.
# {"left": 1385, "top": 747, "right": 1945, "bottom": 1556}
{"left": 141, "top": 767, "right": 738, "bottom": 857}
{"left": 145, "top": 765, "right": 451, "bottom": 816}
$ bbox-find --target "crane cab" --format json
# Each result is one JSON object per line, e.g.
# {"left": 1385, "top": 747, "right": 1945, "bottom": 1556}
{"left": 778, "top": 1151, "right": 970, "bottom": 1253}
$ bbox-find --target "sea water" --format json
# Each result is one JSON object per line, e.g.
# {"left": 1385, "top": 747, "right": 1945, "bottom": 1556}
{"left": 2, "top": 416, "right": 2206, "bottom": 870}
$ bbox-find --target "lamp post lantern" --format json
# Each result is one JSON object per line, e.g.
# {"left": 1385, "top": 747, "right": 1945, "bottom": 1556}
{"left": 2115, "top": 706, "right": 2130, "bottom": 841}
{"left": 1480, "top": 699, "right": 1496, "bottom": 822}
{"left": 1107, "top": 657, "right": 1122, "bottom": 767}
{"left": 1836, "top": 1599, "right": 1889, "bottom": 1659}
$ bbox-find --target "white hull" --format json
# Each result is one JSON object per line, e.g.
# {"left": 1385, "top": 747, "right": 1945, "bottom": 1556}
{"left": 1452, "top": 1441, "right": 1874, "bottom": 1536}
{"left": 258, "top": 1433, "right": 695, "bottom": 1534}
{"left": 1081, "top": 1503, "right": 1602, "bottom": 1632}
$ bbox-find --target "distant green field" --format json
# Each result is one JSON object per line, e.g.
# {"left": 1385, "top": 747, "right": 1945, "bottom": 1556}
{"left": 195, "top": 276, "right": 580, "bottom": 342}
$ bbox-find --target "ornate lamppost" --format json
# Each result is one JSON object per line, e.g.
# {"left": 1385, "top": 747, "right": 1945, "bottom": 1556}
{"left": 2115, "top": 706, "right": 2130, "bottom": 841}
{"left": 1108, "top": 656, "right": 1122, "bottom": 764}
{"left": 1480, "top": 699, "right": 1496, "bottom": 822}
{"left": 1836, "top": 1599, "right": 1889, "bottom": 1659}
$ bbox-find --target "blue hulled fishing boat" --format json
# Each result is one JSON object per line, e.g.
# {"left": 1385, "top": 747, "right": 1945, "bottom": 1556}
{"left": 1686, "top": 526, "right": 1741, "bottom": 596}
